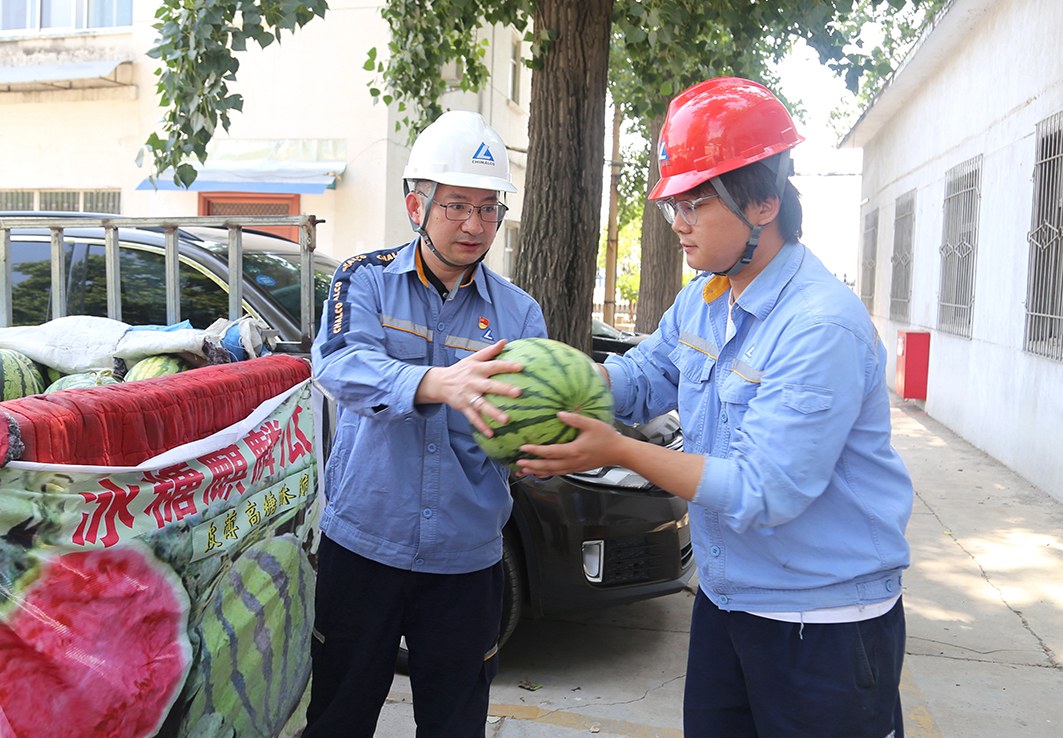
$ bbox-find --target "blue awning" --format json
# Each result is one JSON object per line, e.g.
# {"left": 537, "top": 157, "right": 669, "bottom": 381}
{"left": 138, "top": 161, "right": 345, "bottom": 194}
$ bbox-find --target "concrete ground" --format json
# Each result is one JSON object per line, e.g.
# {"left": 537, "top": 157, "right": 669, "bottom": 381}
{"left": 309, "top": 396, "right": 1063, "bottom": 736}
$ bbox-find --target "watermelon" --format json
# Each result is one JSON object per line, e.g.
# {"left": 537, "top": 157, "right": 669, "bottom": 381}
{"left": 124, "top": 354, "right": 190, "bottom": 382}
{"left": 44, "top": 370, "right": 120, "bottom": 394}
{"left": 179, "top": 534, "right": 314, "bottom": 738}
{"left": 0, "top": 348, "right": 45, "bottom": 400}
{"left": 473, "top": 338, "right": 614, "bottom": 469}
{"left": 0, "top": 543, "right": 193, "bottom": 738}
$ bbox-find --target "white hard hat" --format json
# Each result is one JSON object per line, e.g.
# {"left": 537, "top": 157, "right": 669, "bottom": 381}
{"left": 403, "top": 110, "right": 516, "bottom": 193}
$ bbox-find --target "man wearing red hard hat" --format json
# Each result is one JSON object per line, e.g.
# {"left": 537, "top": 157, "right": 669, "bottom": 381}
{"left": 518, "top": 78, "right": 913, "bottom": 738}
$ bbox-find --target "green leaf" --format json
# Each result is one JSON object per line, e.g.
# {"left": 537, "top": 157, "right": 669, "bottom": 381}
{"left": 144, "top": 0, "right": 327, "bottom": 179}
{"left": 175, "top": 163, "right": 198, "bottom": 188}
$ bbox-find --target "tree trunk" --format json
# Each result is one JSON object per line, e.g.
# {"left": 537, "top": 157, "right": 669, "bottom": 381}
{"left": 635, "top": 112, "right": 683, "bottom": 334}
{"left": 514, "top": 0, "right": 613, "bottom": 355}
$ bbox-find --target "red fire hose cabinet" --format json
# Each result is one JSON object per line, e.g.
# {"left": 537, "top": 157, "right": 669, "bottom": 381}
{"left": 896, "top": 330, "right": 930, "bottom": 400}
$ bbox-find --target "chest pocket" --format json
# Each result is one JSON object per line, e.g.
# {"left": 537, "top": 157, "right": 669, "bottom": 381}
{"left": 670, "top": 343, "right": 716, "bottom": 384}
{"left": 781, "top": 384, "right": 833, "bottom": 414}
{"left": 383, "top": 327, "right": 429, "bottom": 363}
{"left": 718, "top": 370, "right": 759, "bottom": 426}
{"left": 444, "top": 339, "right": 477, "bottom": 364}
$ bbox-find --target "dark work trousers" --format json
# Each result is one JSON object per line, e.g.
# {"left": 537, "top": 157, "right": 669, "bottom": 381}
{"left": 684, "top": 588, "right": 906, "bottom": 738}
{"left": 303, "top": 534, "right": 504, "bottom": 738}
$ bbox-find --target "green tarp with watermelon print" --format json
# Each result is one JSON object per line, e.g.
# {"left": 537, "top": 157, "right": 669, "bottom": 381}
{"left": 0, "top": 374, "right": 319, "bottom": 738}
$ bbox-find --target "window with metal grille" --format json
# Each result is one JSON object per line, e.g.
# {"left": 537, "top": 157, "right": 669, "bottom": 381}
{"left": 1, "top": 0, "right": 132, "bottom": 33}
{"left": 860, "top": 209, "right": 878, "bottom": 312}
{"left": 0, "top": 190, "right": 120, "bottom": 212}
{"left": 890, "top": 190, "right": 916, "bottom": 322}
{"left": 1026, "top": 113, "right": 1063, "bottom": 362}
{"left": 937, "top": 156, "right": 982, "bottom": 337}
{"left": 0, "top": 191, "right": 34, "bottom": 210}
{"left": 83, "top": 191, "right": 121, "bottom": 213}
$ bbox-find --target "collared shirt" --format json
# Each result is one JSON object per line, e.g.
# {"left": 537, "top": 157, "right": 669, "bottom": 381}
{"left": 605, "top": 241, "right": 912, "bottom": 612}
{"left": 312, "top": 239, "right": 547, "bottom": 574}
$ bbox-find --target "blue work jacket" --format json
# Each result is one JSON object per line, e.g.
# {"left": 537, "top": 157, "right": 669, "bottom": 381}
{"left": 605, "top": 241, "right": 912, "bottom": 612}
{"left": 312, "top": 239, "right": 547, "bottom": 574}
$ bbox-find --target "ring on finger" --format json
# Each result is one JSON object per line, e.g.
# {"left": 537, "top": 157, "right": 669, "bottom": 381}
{"left": 470, "top": 394, "right": 484, "bottom": 408}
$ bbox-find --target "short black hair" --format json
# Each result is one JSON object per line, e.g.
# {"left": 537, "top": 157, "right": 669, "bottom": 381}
{"left": 708, "top": 156, "right": 803, "bottom": 242}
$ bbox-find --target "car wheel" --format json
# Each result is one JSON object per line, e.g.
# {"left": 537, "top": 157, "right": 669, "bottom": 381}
{"left": 497, "top": 531, "right": 525, "bottom": 648}
{"left": 395, "top": 534, "right": 524, "bottom": 674}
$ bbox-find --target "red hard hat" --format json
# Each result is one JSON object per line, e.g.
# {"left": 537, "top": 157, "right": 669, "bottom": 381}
{"left": 649, "top": 77, "right": 804, "bottom": 200}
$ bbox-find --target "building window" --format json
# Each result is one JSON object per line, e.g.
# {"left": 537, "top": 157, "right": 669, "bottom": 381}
{"left": 199, "top": 193, "right": 300, "bottom": 242}
{"left": 1026, "top": 112, "right": 1063, "bottom": 362}
{"left": 508, "top": 38, "right": 522, "bottom": 105}
{"left": 440, "top": 59, "right": 462, "bottom": 90}
{"left": 0, "top": 189, "right": 120, "bottom": 213}
{"left": 503, "top": 223, "right": 521, "bottom": 278}
{"left": 937, "top": 155, "right": 982, "bottom": 338}
{"left": 1, "top": 0, "right": 132, "bottom": 33}
{"left": 0, "top": 191, "right": 34, "bottom": 210}
{"left": 890, "top": 190, "right": 916, "bottom": 323}
{"left": 860, "top": 209, "right": 878, "bottom": 313}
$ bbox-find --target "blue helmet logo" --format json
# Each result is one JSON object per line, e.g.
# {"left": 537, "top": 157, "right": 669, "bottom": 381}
{"left": 658, "top": 141, "right": 669, "bottom": 161}
{"left": 472, "top": 142, "right": 495, "bottom": 163}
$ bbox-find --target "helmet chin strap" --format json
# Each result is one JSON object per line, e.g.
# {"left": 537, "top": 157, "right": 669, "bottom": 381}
{"left": 709, "top": 150, "right": 791, "bottom": 278}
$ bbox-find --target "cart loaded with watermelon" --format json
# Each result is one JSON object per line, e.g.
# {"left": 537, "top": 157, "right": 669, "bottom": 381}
{"left": 0, "top": 349, "right": 320, "bottom": 738}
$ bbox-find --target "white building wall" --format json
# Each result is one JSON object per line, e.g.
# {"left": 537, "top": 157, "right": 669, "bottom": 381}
{"left": 855, "top": 0, "right": 1063, "bottom": 494}
{"left": 0, "top": 1, "right": 531, "bottom": 272}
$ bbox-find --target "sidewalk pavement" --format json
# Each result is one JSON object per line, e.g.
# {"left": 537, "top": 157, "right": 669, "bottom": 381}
{"left": 889, "top": 398, "right": 1063, "bottom": 737}
{"left": 360, "top": 396, "right": 1063, "bottom": 736}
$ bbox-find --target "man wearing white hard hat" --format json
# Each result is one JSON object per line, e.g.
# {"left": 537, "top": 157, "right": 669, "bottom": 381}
{"left": 305, "top": 111, "right": 547, "bottom": 737}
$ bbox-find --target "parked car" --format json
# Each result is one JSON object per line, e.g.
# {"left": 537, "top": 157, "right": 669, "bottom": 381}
{"left": 0, "top": 212, "right": 335, "bottom": 346}
{"left": 0, "top": 213, "right": 693, "bottom": 665}
{"left": 591, "top": 316, "right": 648, "bottom": 361}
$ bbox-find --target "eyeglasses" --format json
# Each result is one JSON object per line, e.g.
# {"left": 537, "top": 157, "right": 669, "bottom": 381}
{"left": 414, "top": 191, "right": 508, "bottom": 223}
{"left": 656, "top": 193, "right": 720, "bottom": 226}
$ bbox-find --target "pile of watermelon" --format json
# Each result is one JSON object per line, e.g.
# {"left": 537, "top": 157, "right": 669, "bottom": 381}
{"left": 0, "top": 348, "right": 191, "bottom": 402}
{"left": 0, "top": 349, "right": 45, "bottom": 401}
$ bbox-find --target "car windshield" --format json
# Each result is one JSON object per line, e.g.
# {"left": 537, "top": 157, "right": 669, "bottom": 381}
{"left": 592, "top": 318, "right": 625, "bottom": 339}
{"left": 193, "top": 235, "right": 338, "bottom": 330}
{"left": 240, "top": 250, "right": 336, "bottom": 328}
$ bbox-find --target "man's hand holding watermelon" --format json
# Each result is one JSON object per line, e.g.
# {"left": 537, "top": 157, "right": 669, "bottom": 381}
{"left": 414, "top": 339, "right": 526, "bottom": 437}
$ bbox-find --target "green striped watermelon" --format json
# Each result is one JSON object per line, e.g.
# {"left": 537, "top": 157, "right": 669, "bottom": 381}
{"left": 179, "top": 534, "right": 314, "bottom": 738}
{"left": 44, "top": 370, "right": 120, "bottom": 394}
{"left": 0, "top": 348, "right": 45, "bottom": 400}
{"left": 124, "top": 354, "right": 189, "bottom": 382}
{"left": 473, "top": 338, "right": 614, "bottom": 469}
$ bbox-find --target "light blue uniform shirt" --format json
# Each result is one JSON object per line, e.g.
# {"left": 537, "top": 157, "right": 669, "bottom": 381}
{"left": 312, "top": 239, "right": 547, "bottom": 574}
{"left": 605, "top": 241, "right": 912, "bottom": 612}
